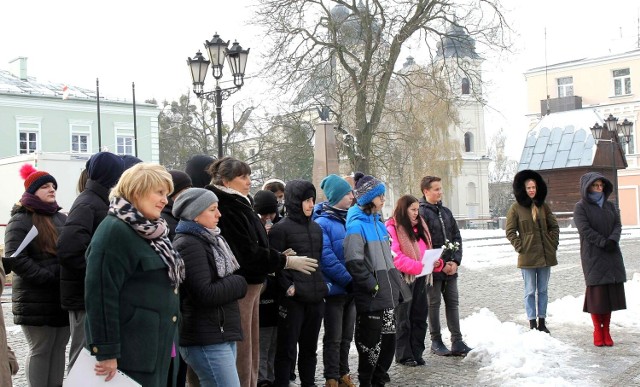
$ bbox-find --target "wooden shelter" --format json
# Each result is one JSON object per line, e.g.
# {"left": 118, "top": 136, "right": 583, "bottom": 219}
{"left": 517, "top": 109, "right": 627, "bottom": 213}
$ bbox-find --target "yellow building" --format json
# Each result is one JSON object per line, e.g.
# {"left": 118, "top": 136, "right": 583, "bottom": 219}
{"left": 524, "top": 48, "right": 640, "bottom": 225}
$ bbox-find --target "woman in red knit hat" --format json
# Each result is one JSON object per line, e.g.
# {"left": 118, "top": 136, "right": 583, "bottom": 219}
{"left": 3, "top": 164, "right": 69, "bottom": 387}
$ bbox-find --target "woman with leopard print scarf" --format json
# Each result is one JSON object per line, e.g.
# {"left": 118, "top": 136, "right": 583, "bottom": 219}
{"left": 84, "top": 163, "right": 184, "bottom": 386}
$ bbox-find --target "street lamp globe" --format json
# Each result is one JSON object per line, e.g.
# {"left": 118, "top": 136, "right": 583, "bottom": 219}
{"left": 205, "top": 33, "right": 230, "bottom": 80}
{"left": 620, "top": 119, "right": 634, "bottom": 143}
{"left": 187, "top": 51, "right": 210, "bottom": 96}
{"left": 226, "top": 41, "right": 250, "bottom": 87}
{"left": 590, "top": 122, "right": 604, "bottom": 140}
{"left": 605, "top": 113, "right": 618, "bottom": 134}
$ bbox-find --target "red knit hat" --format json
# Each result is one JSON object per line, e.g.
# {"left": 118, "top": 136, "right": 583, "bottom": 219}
{"left": 20, "top": 164, "right": 58, "bottom": 194}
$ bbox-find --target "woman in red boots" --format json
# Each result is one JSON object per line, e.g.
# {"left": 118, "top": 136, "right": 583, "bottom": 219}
{"left": 573, "top": 172, "right": 627, "bottom": 347}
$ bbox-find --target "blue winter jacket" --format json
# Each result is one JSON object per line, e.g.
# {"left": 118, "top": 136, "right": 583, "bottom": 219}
{"left": 313, "top": 202, "right": 352, "bottom": 296}
{"left": 344, "top": 205, "right": 403, "bottom": 313}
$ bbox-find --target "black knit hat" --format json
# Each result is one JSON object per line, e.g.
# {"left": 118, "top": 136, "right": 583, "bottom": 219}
{"left": 169, "top": 170, "right": 193, "bottom": 198}
{"left": 186, "top": 154, "right": 216, "bottom": 188}
{"left": 253, "top": 190, "right": 278, "bottom": 215}
{"left": 87, "top": 152, "right": 125, "bottom": 189}
{"left": 121, "top": 155, "right": 143, "bottom": 170}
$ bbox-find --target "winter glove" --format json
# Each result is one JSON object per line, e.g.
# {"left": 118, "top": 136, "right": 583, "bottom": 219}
{"left": 7, "top": 345, "right": 18, "bottom": 375}
{"left": 285, "top": 256, "right": 318, "bottom": 274}
{"left": 604, "top": 239, "right": 618, "bottom": 253}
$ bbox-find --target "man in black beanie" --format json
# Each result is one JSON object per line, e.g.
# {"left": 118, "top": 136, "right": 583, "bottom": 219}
{"left": 162, "top": 170, "right": 193, "bottom": 241}
{"left": 57, "top": 151, "right": 125, "bottom": 371}
{"left": 186, "top": 155, "right": 216, "bottom": 188}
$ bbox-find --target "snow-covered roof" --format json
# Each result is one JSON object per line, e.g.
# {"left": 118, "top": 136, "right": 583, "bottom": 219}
{"left": 0, "top": 69, "right": 98, "bottom": 100}
{"left": 518, "top": 109, "right": 602, "bottom": 171}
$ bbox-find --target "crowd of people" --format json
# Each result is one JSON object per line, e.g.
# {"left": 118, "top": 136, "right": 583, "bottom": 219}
{"left": 0, "top": 153, "right": 628, "bottom": 387}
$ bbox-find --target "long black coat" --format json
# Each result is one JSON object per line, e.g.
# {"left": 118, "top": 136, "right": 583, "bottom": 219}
{"left": 173, "top": 226, "right": 247, "bottom": 346}
{"left": 418, "top": 198, "right": 462, "bottom": 280}
{"left": 573, "top": 172, "right": 626, "bottom": 286}
{"left": 207, "top": 185, "right": 286, "bottom": 285}
{"left": 4, "top": 205, "right": 68, "bottom": 326}
{"left": 57, "top": 179, "right": 110, "bottom": 310}
{"left": 269, "top": 180, "right": 327, "bottom": 303}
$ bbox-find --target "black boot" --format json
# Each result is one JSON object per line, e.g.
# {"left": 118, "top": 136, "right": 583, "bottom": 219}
{"left": 529, "top": 319, "right": 537, "bottom": 330}
{"left": 537, "top": 318, "right": 550, "bottom": 334}
{"left": 450, "top": 340, "right": 473, "bottom": 357}
{"left": 430, "top": 338, "right": 451, "bottom": 356}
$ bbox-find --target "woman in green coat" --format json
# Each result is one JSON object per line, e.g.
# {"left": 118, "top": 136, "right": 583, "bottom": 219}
{"left": 85, "top": 163, "right": 185, "bottom": 385}
{"left": 506, "top": 169, "right": 559, "bottom": 333}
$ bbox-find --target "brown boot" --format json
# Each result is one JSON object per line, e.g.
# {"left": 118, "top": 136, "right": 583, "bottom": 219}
{"left": 325, "top": 379, "right": 339, "bottom": 387}
{"left": 338, "top": 374, "right": 356, "bottom": 387}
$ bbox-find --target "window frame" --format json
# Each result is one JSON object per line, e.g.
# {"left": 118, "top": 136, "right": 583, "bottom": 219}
{"left": 557, "top": 76, "right": 574, "bottom": 98}
{"left": 69, "top": 121, "right": 92, "bottom": 154}
{"left": 613, "top": 68, "right": 631, "bottom": 96}
{"left": 16, "top": 116, "right": 42, "bottom": 155}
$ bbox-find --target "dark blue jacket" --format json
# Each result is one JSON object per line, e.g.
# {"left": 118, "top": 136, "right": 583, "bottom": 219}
{"left": 313, "top": 202, "right": 352, "bottom": 296}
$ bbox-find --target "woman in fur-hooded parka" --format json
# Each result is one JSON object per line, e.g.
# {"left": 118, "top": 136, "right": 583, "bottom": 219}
{"left": 573, "top": 172, "right": 626, "bottom": 347}
{"left": 506, "top": 169, "right": 559, "bottom": 333}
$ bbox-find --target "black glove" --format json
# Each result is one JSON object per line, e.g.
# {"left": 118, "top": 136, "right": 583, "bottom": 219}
{"left": 604, "top": 239, "right": 618, "bottom": 253}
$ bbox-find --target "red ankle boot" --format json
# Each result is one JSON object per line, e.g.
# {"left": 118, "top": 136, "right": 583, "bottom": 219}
{"left": 602, "top": 313, "right": 614, "bottom": 346}
{"left": 590, "top": 314, "right": 604, "bottom": 347}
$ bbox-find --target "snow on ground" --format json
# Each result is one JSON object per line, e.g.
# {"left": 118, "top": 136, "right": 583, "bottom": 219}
{"left": 439, "top": 227, "right": 640, "bottom": 385}
{"left": 460, "top": 226, "right": 640, "bottom": 270}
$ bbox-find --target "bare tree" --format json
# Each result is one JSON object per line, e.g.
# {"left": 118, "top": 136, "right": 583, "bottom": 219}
{"left": 487, "top": 127, "right": 517, "bottom": 217}
{"left": 254, "top": 0, "right": 511, "bottom": 173}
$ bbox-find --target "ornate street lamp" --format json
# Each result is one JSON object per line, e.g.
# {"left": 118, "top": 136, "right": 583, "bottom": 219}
{"left": 187, "top": 33, "right": 250, "bottom": 158}
{"left": 590, "top": 114, "right": 634, "bottom": 209}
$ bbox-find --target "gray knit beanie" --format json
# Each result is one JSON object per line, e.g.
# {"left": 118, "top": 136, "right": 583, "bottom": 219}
{"left": 172, "top": 188, "right": 218, "bottom": 220}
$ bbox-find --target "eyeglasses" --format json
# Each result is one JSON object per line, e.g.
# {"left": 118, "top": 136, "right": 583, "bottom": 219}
{"left": 591, "top": 183, "right": 604, "bottom": 188}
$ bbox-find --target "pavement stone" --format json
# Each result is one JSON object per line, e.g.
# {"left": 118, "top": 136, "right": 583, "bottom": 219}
{"left": 3, "top": 229, "right": 640, "bottom": 386}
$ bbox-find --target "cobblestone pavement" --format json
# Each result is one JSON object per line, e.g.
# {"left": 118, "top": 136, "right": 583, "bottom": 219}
{"left": 3, "top": 229, "right": 640, "bottom": 386}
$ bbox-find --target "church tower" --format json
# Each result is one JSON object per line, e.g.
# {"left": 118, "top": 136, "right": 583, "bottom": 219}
{"left": 435, "top": 22, "right": 491, "bottom": 222}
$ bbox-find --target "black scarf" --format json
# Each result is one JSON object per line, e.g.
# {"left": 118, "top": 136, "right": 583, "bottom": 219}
{"left": 20, "top": 192, "right": 61, "bottom": 215}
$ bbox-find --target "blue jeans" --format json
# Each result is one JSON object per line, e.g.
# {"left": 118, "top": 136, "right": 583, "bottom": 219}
{"left": 180, "top": 342, "right": 240, "bottom": 387}
{"left": 521, "top": 267, "right": 551, "bottom": 320}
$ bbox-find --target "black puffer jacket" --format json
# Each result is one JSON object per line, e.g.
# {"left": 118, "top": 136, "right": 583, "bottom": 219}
{"left": 5, "top": 205, "right": 68, "bottom": 326}
{"left": 207, "top": 185, "right": 286, "bottom": 285}
{"left": 573, "top": 172, "right": 626, "bottom": 286}
{"left": 173, "top": 224, "right": 247, "bottom": 346}
{"left": 418, "top": 198, "right": 462, "bottom": 280}
{"left": 269, "top": 180, "right": 328, "bottom": 303}
{"left": 57, "top": 179, "right": 110, "bottom": 310}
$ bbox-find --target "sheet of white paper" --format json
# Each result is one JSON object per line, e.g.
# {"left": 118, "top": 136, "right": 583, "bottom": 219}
{"left": 64, "top": 348, "right": 141, "bottom": 387}
{"left": 10, "top": 225, "right": 38, "bottom": 257}
{"left": 417, "top": 248, "right": 444, "bottom": 277}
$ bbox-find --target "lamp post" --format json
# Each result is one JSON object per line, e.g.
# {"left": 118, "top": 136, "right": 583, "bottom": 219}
{"left": 187, "top": 33, "right": 250, "bottom": 158}
{"left": 590, "top": 114, "right": 634, "bottom": 209}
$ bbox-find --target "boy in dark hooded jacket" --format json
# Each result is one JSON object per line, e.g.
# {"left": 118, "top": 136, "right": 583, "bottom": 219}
{"left": 269, "top": 180, "right": 328, "bottom": 387}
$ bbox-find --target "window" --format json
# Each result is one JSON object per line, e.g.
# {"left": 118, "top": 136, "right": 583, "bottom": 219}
{"left": 464, "top": 132, "right": 474, "bottom": 152}
{"left": 117, "top": 136, "right": 134, "bottom": 155}
{"left": 19, "top": 131, "right": 38, "bottom": 154}
{"left": 557, "top": 76, "right": 573, "bottom": 97}
{"left": 71, "top": 134, "right": 89, "bottom": 153}
{"left": 623, "top": 123, "right": 635, "bottom": 155}
{"left": 461, "top": 78, "right": 470, "bottom": 95}
{"left": 613, "top": 68, "right": 631, "bottom": 96}
{"left": 17, "top": 118, "right": 41, "bottom": 155}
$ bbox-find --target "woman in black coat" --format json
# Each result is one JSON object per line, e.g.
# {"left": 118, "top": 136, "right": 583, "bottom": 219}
{"left": 573, "top": 172, "right": 626, "bottom": 347}
{"left": 205, "top": 157, "right": 317, "bottom": 387}
{"left": 3, "top": 164, "right": 69, "bottom": 387}
{"left": 172, "top": 188, "right": 247, "bottom": 386}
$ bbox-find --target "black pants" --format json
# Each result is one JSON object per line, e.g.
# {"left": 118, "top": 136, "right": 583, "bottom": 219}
{"left": 323, "top": 294, "right": 356, "bottom": 380}
{"left": 354, "top": 309, "right": 396, "bottom": 387}
{"left": 395, "top": 276, "right": 428, "bottom": 362}
{"left": 274, "top": 297, "right": 324, "bottom": 387}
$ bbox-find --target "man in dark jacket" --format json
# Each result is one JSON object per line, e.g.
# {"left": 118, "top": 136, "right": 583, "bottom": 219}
{"left": 161, "top": 170, "right": 193, "bottom": 241}
{"left": 418, "top": 175, "right": 471, "bottom": 357}
{"left": 269, "top": 180, "right": 327, "bottom": 387}
{"left": 56, "top": 152, "right": 124, "bottom": 370}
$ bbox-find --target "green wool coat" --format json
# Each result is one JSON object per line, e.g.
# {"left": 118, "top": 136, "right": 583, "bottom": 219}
{"left": 85, "top": 215, "right": 179, "bottom": 386}
{"left": 505, "top": 202, "right": 560, "bottom": 269}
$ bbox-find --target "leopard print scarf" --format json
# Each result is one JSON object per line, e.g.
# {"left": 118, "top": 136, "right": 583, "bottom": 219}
{"left": 109, "top": 197, "right": 185, "bottom": 288}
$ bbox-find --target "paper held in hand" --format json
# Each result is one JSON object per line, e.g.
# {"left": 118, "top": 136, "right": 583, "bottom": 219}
{"left": 417, "top": 247, "right": 444, "bottom": 277}
{"left": 10, "top": 225, "right": 38, "bottom": 257}
{"left": 64, "top": 349, "right": 141, "bottom": 387}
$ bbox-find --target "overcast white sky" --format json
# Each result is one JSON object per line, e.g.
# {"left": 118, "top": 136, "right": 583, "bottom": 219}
{"left": 1, "top": 0, "right": 639, "bottom": 160}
